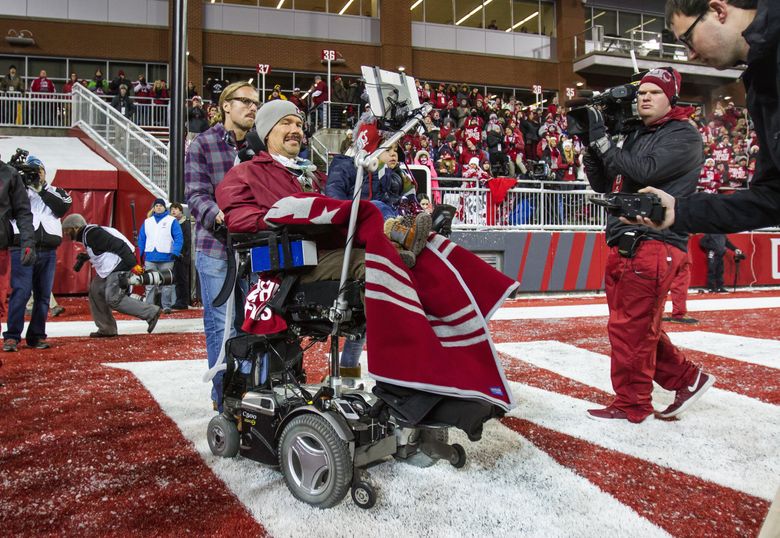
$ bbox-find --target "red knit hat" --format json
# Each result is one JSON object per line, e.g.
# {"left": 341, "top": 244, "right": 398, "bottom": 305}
{"left": 640, "top": 67, "right": 681, "bottom": 105}
{"left": 355, "top": 122, "right": 382, "bottom": 153}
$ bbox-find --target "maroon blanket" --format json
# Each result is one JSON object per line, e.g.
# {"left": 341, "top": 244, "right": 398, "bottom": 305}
{"left": 247, "top": 193, "right": 518, "bottom": 410}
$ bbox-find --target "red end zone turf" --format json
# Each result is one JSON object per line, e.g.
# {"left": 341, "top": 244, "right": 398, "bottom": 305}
{"left": 0, "top": 293, "right": 777, "bottom": 536}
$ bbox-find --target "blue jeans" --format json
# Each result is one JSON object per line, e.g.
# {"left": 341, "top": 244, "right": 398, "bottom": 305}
{"left": 372, "top": 200, "right": 398, "bottom": 220}
{"left": 340, "top": 335, "right": 365, "bottom": 368}
{"left": 144, "top": 260, "right": 175, "bottom": 309}
{"left": 3, "top": 248, "right": 57, "bottom": 345}
{"left": 196, "top": 251, "right": 234, "bottom": 406}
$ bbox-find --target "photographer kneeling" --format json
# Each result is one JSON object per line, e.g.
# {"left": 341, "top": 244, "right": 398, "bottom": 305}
{"left": 576, "top": 68, "right": 715, "bottom": 423}
{"left": 62, "top": 214, "right": 162, "bottom": 338}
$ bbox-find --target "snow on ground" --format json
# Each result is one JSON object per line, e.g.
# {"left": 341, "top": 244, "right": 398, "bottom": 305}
{"left": 498, "top": 342, "right": 780, "bottom": 500}
{"left": 110, "top": 359, "right": 670, "bottom": 538}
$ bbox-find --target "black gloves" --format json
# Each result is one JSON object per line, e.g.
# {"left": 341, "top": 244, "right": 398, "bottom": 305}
{"left": 20, "top": 246, "right": 36, "bottom": 266}
{"left": 587, "top": 107, "right": 607, "bottom": 142}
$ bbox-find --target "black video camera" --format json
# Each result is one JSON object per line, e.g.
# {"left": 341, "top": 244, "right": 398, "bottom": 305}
{"left": 73, "top": 252, "right": 90, "bottom": 272}
{"left": 589, "top": 193, "right": 666, "bottom": 223}
{"left": 8, "top": 148, "right": 42, "bottom": 189}
{"left": 566, "top": 83, "right": 641, "bottom": 143}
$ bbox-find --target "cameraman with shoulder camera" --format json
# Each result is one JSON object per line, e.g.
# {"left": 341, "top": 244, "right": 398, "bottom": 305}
{"left": 3, "top": 155, "right": 71, "bottom": 352}
{"left": 0, "top": 153, "right": 34, "bottom": 346}
{"left": 579, "top": 68, "right": 715, "bottom": 423}
{"left": 61, "top": 213, "right": 161, "bottom": 338}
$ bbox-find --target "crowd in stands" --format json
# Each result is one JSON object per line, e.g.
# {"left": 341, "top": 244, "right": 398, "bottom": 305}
{"left": 0, "top": 64, "right": 759, "bottom": 201}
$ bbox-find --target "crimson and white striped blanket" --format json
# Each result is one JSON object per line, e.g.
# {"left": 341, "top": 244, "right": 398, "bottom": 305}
{"left": 251, "top": 193, "right": 518, "bottom": 410}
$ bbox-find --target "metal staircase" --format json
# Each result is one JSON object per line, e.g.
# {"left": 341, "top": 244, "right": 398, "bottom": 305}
{"left": 71, "top": 84, "right": 169, "bottom": 199}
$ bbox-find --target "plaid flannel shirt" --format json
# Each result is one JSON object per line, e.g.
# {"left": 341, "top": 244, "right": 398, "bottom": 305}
{"left": 184, "top": 122, "right": 238, "bottom": 260}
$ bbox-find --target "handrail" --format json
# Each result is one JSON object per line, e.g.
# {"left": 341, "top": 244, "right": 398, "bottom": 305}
{"left": 71, "top": 83, "right": 169, "bottom": 199}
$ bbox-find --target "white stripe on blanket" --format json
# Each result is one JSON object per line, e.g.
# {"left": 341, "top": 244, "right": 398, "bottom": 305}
{"left": 365, "top": 289, "right": 426, "bottom": 317}
{"left": 427, "top": 234, "right": 447, "bottom": 251}
{"left": 431, "top": 314, "right": 485, "bottom": 339}
{"left": 440, "top": 333, "right": 489, "bottom": 348}
{"left": 427, "top": 304, "right": 475, "bottom": 323}
{"left": 366, "top": 266, "right": 421, "bottom": 306}
{"left": 365, "top": 252, "right": 413, "bottom": 284}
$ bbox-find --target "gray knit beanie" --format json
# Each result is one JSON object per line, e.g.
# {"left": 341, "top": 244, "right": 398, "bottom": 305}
{"left": 254, "top": 100, "right": 303, "bottom": 142}
{"left": 62, "top": 213, "right": 87, "bottom": 229}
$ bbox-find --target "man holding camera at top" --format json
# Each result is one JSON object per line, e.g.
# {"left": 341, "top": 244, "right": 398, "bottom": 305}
{"left": 576, "top": 68, "right": 715, "bottom": 423}
{"left": 61, "top": 214, "right": 162, "bottom": 338}
{"left": 2, "top": 155, "right": 71, "bottom": 352}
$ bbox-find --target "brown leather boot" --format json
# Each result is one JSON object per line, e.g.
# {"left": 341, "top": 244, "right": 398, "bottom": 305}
{"left": 340, "top": 365, "right": 362, "bottom": 378}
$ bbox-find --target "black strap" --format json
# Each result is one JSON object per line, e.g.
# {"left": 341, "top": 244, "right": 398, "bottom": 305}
{"left": 267, "top": 274, "right": 298, "bottom": 313}
{"left": 213, "top": 235, "right": 237, "bottom": 308}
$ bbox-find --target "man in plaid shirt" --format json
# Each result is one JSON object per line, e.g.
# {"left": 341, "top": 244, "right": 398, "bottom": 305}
{"left": 185, "top": 80, "right": 259, "bottom": 411}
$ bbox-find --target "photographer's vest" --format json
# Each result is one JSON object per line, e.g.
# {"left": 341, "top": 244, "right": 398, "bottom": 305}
{"left": 84, "top": 225, "right": 135, "bottom": 278}
{"left": 11, "top": 186, "right": 64, "bottom": 245}
{"left": 142, "top": 214, "right": 175, "bottom": 254}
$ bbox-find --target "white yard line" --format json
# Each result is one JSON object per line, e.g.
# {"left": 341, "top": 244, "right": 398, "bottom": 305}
{"left": 498, "top": 341, "right": 780, "bottom": 500}
{"left": 668, "top": 331, "right": 780, "bottom": 370}
{"left": 494, "top": 296, "right": 780, "bottom": 320}
{"left": 109, "top": 359, "right": 670, "bottom": 538}
{"left": 28, "top": 318, "right": 204, "bottom": 338}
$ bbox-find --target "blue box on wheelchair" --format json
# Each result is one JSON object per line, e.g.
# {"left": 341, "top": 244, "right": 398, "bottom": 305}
{"left": 250, "top": 240, "right": 318, "bottom": 273}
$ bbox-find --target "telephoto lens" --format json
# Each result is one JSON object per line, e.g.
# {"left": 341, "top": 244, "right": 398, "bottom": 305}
{"left": 139, "top": 269, "right": 175, "bottom": 286}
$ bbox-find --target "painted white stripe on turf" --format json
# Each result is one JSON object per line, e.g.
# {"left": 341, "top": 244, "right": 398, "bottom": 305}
{"left": 27, "top": 318, "right": 204, "bottom": 338}
{"left": 668, "top": 331, "right": 780, "bottom": 370}
{"left": 109, "top": 359, "right": 670, "bottom": 538}
{"left": 493, "top": 296, "right": 780, "bottom": 321}
{"left": 498, "top": 342, "right": 780, "bottom": 500}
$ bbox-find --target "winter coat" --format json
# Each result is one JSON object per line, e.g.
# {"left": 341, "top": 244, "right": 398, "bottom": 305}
{"left": 216, "top": 151, "right": 324, "bottom": 234}
{"left": 584, "top": 116, "right": 702, "bottom": 251}
{"left": 0, "top": 162, "right": 33, "bottom": 249}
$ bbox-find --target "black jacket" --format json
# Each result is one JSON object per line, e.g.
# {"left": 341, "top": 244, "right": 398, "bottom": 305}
{"left": 111, "top": 94, "right": 135, "bottom": 118}
{"left": 79, "top": 225, "right": 137, "bottom": 272}
{"left": 585, "top": 117, "right": 702, "bottom": 251}
{"left": 0, "top": 163, "right": 33, "bottom": 249}
{"left": 674, "top": 0, "right": 780, "bottom": 233}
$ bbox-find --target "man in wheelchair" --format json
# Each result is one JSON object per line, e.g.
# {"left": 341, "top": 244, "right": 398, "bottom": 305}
{"left": 211, "top": 99, "right": 519, "bottom": 508}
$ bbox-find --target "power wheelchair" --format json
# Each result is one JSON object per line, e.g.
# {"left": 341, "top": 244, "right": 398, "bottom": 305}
{"left": 206, "top": 227, "right": 466, "bottom": 510}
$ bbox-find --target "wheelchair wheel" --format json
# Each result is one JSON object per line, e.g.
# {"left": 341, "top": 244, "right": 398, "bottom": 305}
{"left": 351, "top": 480, "right": 377, "bottom": 509}
{"left": 394, "top": 428, "right": 449, "bottom": 468}
{"left": 450, "top": 443, "right": 467, "bottom": 469}
{"left": 207, "top": 415, "right": 239, "bottom": 458}
{"left": 278, "top": 414, "right": 353, "bottom": 508}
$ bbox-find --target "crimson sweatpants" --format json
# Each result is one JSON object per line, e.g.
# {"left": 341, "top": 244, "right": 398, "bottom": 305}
{"left": 605, "top": 240, "right": 699, "bottom": 421}
{"left": 669, "top": 251, "right": 692, "bottom": 317}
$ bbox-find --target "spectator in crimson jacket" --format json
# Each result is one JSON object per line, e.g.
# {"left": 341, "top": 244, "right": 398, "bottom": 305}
{"left": 30, "top": 70, "right": 55, "bottom": 93}
{"left": 288, "top": 87, "right": 307, "bottom": 114}
{"left": 184, "top": 81, "right": 259, "bottom": 412}
{"left": 133, "top": 74, "right": 153, "bottom": 104}
{"left": 309, "top": 75, "right": 328, "bottom": 128}
{"left": 583, "top": 67, "right": 714, "bottom": 423}
{"left": 63, "top": 73, "right": 81, "bottom": 94}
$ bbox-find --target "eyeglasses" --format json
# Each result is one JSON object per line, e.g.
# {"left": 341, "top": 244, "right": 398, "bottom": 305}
{"left": 677, "top": 9, "right": 708, "bottom": 50}
{"left": 229, "top": 96, "right": 260, "bottom": 108}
